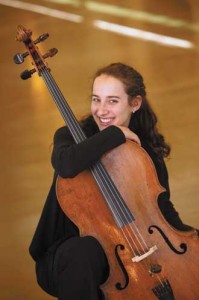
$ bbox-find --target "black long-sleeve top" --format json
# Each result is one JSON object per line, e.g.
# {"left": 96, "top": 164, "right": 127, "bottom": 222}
{"left": 29, "top": 123, "right": 192, "bottom": 262}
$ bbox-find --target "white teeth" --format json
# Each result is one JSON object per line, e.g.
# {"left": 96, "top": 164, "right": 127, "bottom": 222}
{"left": 100, "top": 118, "right": 112, "bottom": 123}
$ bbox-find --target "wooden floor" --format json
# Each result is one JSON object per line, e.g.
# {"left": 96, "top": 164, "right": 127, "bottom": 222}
{"left": 0, "top": 0, "right": 199, "bottom": 299}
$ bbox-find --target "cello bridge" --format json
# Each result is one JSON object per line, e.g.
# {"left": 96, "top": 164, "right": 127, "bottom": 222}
{"left": 132, "top": 245, "right": 158, "bottom": 262}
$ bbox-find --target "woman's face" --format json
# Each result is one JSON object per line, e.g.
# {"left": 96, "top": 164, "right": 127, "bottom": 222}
{"left": 91, "top": 75, "right": 134, "bottom": 131}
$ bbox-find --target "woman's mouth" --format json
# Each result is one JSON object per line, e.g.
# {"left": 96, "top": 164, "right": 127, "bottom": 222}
{"left": 99, "top": 118, "right": 113, "bottom": 126}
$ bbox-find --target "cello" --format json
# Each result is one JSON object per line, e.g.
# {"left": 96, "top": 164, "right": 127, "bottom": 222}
{"left": 14, "top": 25, "right": 199, "bottom": 299}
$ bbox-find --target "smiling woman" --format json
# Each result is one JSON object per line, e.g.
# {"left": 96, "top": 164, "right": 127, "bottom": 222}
{"left": 29, "top": 62, "right": 199, "bottom": 300}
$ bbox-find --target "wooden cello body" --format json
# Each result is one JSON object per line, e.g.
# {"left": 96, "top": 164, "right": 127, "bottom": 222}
{"left": 14, "top": 25, "right": 199, "bottom": 300}
{"left": 57, "top": 141, "right": 199, "bottom": 299}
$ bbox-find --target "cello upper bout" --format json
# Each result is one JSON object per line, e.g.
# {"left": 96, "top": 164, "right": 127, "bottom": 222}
{"left": 101, "top": 139, "right": 165, "bottom": 198}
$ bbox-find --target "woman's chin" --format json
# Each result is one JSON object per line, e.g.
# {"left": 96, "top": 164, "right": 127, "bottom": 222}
{"left": 98, "top": 123, "right": 112, "bottom": 131}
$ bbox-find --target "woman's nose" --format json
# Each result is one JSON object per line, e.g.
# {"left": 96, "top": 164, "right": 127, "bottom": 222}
{"left": 97, "top": 102, "right": 108, "bottom": 115}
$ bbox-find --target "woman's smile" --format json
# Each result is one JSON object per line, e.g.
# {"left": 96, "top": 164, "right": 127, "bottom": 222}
{"left": 99, "top": 117, "right": 114, "bottom": 126}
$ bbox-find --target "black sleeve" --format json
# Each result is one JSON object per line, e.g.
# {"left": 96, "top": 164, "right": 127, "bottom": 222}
{"left": 142, "top": 142, "right": 193, "bottom": 231}
{"left": 51, "top": 125, "right": 126, "bottom": 178}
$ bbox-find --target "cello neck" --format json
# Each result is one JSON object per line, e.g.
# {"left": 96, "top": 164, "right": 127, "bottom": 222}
{"left": 41, "top": 67, "right": 87, "bottom": 144}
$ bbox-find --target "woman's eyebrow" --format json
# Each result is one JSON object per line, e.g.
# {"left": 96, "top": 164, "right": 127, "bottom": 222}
{"left": 107, "top": 96, "right": 120, "bottom": 99}
{"left": 91, "top": 94, "right": 120, "bottom": 99}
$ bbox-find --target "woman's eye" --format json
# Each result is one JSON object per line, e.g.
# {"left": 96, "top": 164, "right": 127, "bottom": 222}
{"left": 109, "top": 99, "right": 118, "bottom": 104}
{"left": 92, "top": 97, "right": 100, "bottom": 102}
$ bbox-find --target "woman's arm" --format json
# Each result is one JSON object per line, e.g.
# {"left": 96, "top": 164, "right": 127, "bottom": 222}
{"left": 51, "top": 125, "right": 126, "bottom": 178}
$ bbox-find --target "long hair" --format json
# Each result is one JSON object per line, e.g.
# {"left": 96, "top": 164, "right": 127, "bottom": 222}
{"left": 83, "top": 63, "right": 170, "bottom": 159}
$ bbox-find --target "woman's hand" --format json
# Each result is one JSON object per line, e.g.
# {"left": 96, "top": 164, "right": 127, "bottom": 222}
{"left": 116, "top": 126, "right": 141, "bottom": 145}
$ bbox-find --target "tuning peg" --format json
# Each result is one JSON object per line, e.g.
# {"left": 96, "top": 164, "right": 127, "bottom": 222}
{"left": 43, "top": 48, "right": 58, "bottom": 59}
{"left": 34, "top": 33, "right": 49, "bottom": 44}
{"left": 13, "top": 51, "right": 29, "bottom": 64}
{"left": 20, "top": 68, "right": 36, "bottom": 80}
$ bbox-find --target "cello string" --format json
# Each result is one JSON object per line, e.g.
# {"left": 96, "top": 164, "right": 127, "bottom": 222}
{"left": 92, "top": 161, "right": 152, "bottom": 252}
{"left": 42, "top": 69, "right": 86, "bottom": 142}
{"left": 94, "top": 162, "right": 150, "bottom": 246}
{"left": 91, "top": 163, "right": 148, "bottom": 251}
{"left": 90, "top": 166, "right": 141, "bottom": 255}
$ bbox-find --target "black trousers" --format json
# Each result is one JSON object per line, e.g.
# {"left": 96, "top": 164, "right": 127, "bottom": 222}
{"left": 36, "top": 236, "right": 109, "bottom": 300}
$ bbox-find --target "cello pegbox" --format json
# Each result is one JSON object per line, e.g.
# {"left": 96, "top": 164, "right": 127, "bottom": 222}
{"left": 15, "top": 25, "right": 51, "bottom": 76}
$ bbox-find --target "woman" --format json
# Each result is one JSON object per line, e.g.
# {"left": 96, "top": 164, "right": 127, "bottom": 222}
{"left": 29, "top": 63, "right": 195, "bottom": 300}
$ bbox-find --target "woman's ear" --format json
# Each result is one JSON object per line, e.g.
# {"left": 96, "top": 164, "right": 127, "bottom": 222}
{"left": 131, "top": 95, "right": 142, "bottom": 113}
